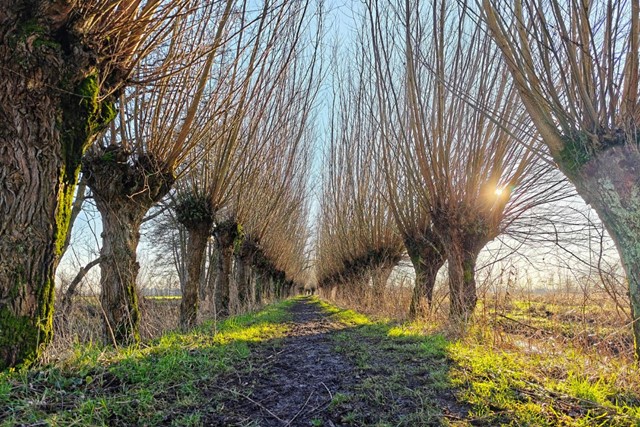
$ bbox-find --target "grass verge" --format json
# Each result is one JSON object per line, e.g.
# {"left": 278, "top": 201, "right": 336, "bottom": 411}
{"left": 0, "top": 299, "right": 293, "bottom": 426}
{"left": 314, "top": 297, "right": 459, "bottom": 426}
{"left": 317, "top": 297, "right": 640, "bottom": 426}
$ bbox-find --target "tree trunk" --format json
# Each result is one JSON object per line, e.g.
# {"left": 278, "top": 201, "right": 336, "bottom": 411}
{"left": 405, "top": 234, "right": 445, "bottom": 319}
{"left": 200, "top": 242, "right": 218, "bottom": 313}
{"left": 179, "top": 222, "right": 211, "bottom": 330}
{"left": 212, "top": 221, "right": 239, "bottom": 317}
{"left": 268, "top": 277, "right": 277, "bottom": 300}
{"left": 432, "top": 210, "right": 489, "bottom": 322}
{"left": 97, "top": 201, "right": 145, "bottom": 346}
{"left": 0, "top": 10, "right": 117, "bottom": 368}
{"left": 59, "top": 257, "right": 102, "bottom": 328}
{"left": 214, "top": 245, "right": 233, "bottom": 317}
{"left": 443, "top": 235, "right": 485, "bottom": 321}
{"left": 408, "top": 260, "right": 443, "bottom": 319}
{"left": 58, "top": 177, "right": 89, "bottom": 261}
{"left": 234, "top": 254, "right": 252, "bottom": 313}
{"left": 253, "top": 270, "right": 264, "bottom": 306}
{"left": 84, "top": 148, "right": 174, "bottom": 346}
{"left": 562, "top": 144, "right": 640, "bottom": 359}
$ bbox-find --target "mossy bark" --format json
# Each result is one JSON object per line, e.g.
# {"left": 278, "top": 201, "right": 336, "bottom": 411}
{"left": 213, "top": 223, "right": 237, "bottom": 318}
{"left": 405, "top": 234, "right": 445, "bottom": 319}
{"left": 175, "top": 195, "right": 214, "bottom": 330}
{"left": 179, "top": 222, "right": 212, "bottom": 330}
{"left": 557, "top": 143, "right": 640, "bottom": 359}
{"left": 433, "top": 214, "right": 489, "bottom": 322}
{"left": 83, "top": 148, "right": 174, "bottom": 346}
{"left": 0, "top": 9, "right": 117, "bottom": 369}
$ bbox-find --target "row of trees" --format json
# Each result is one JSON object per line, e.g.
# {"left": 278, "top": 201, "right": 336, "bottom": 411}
{"left": 317, "top": 0, "right": 567, "bottom": 321}
{"left": 1, "top": 0, "right": 639, "bottom": 369}
{"left": 0, "top": 0, "right": 318, "bottom": 369}
{"left": 317, "top": 0, "right": 639, "bottom": 358}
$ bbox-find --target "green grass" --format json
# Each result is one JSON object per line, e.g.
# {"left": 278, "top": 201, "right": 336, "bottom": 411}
{"left": 4, "top": 296, "right": 638, "bottom": 426}
{"left": 318, "top": 297, "right": 640, "bottom": 426}
{"left": 314, "top": 297, "right": 372, "bottom": 326}
{"left": 0, "top": 299, "right": 293, "bottom": 426}
{"left": 145, "top": 295, "right": 182, "bottom": 301}
{"left": 315, "top": 297, "right": 453, "bottom": 425}
{"left": 448, "top": 338, "right": 640, "bottom": 425}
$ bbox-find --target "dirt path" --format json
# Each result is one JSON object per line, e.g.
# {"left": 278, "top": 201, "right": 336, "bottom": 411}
{"left": 201, "top": 297, "right": 467, "bottom": 426}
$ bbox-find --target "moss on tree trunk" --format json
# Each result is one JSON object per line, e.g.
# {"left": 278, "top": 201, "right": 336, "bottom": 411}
{"left": 84, "top": 148, "right": 174, "bottom": 346}
{"left": 179, "top": 222, "right": 211, "bottom": 330}
{"left": 405, "top": 234, "right": 445, "bottom": 319}
{"left": 558, "top": 143, "right": 640, "bottom": 359}
{"left": 0, "top": 11, "right": 117, "bottom": 369}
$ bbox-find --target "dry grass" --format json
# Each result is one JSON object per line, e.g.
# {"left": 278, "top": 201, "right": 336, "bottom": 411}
{"left": 320, "top": 276, "right": 640, "bottom": 424}
{"left": 45, "top": 294, "right": 181, "bottom": 366}
{"left": 320, "top": 274, "right": 636, "bottom": 363}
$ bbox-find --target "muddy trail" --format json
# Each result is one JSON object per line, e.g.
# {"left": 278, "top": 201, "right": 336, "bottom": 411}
{"left": 201, "top": 297, "right": 468, "bottom": 426}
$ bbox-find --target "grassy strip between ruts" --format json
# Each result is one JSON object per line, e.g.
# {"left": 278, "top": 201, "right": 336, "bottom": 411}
{"left": 0, "top": 299, "right": 293, "bottom": 426}
{"left": 314, "top": 297, "right": 640, "bottom": 427}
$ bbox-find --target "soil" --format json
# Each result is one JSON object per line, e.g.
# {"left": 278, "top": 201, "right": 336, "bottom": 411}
{"left": 199, "top": 297, "right": 468, "bottom": 426}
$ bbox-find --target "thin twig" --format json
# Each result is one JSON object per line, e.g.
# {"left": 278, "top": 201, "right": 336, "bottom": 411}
{"left": 285, "top": 391, "right": 314, "bottom": 426}
{"left": 497, "top": 314, "right": 542, "bottom": 331}
{"left": 210, "top": 385, "right": 286, "bottom": 424}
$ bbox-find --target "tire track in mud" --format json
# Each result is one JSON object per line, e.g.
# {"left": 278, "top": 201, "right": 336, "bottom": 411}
{"left": 200, "top": 297, "right": 465, "bottom": 426}
{"left": 200, "top": 298, "right": 356, "bottom": 426}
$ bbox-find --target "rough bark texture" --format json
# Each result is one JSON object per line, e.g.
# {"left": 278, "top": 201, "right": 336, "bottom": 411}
{"left": 405, "top": 234, "right": 445, "bottom": 319}
{"left": 0, "top": 6, "right": 117, "bottom": 369}
{"left": 175, "top": 195, "right": 214, "bottom": 329}
{"left": 560, "top": 143, "right": 640, "bottom": 359}
{"left": 84, "top": 148, "right": 174, "bottom": 346}
{"left": 215, "top": 243, "right": 233, "bottom": 316}
{"left": 180, "top": 222, "right": 211, "bottom": 330}
{"left": 213, "top": 222, "right": 238, "bottom": 318}
{"left": 234, "top": 238, "right": 258, "bottom": 313}
{"left": 96, "top": 201, "right": 145, "bottom": 346}
{"left": 445, "top": 239, "right": 483, "bottom": 321}
{"left": 233, "top": 256, "right": 251, "bottom": 314}
{"left": 433, "top": 213, "right": 488, "bottom": 321}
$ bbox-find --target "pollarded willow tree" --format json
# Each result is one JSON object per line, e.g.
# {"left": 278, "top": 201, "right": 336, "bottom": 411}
{"left": 481, "top": 0, "right": 640, "bottom": 356}
{"left": 316, "top": 50, "right": 404, "bottom": 302}
{"left": 174, "top": 0, "right": 320, "bottom": 327}
{"left": 380, "top": 161, "right": 445, "bottom": 319}
{"left": 0, "top": 0, "right": 191, "bottom": 369}
{"left": 367, "top": 0, "right": 565, "bottom": 321}
{"left": 235, "top": 103, "right": 316, "bottom": 308}
{"left": 82, "top": 1, "right": 240, "bottom": 346}
{"left": 237, "top": 152, "right": 313, "bottom": 304}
